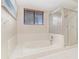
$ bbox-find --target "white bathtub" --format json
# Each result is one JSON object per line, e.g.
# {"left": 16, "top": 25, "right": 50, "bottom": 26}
{"left": 10, "top": 34, "right": 64, "bottom": 59}
{"left": 11, "top": 45, "right": 77, "bottom": 59}
{"left": 18, "top": 34, "right": 64, "bottom": 48}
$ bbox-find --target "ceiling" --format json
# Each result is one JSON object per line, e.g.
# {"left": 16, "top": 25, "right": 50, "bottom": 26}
{"left": 16, "top": 0, "right": 78, "bottom": 11}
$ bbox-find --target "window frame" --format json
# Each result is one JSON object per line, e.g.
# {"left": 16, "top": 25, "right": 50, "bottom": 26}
{"left": 24, "top": 8, "right": 44, "bottom": 25}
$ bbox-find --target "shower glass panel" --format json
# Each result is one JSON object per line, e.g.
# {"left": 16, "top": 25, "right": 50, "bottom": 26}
{"left": 63, "top": 9, "right": 78, "bottom": 46}
{"left": 49, "top": 10, "right": 63, "bottom": 34}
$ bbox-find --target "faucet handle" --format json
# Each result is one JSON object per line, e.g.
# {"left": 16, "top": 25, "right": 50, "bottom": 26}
{"left": 51, "top": 36, "right": 53, "bottom": 39}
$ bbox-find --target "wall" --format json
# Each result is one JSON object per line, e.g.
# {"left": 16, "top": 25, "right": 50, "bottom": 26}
{"left": 17, "top": 6, "right": 50, "bottom": 46}
{"left": 1, "top": 7, "right": 17, "bottom": 59}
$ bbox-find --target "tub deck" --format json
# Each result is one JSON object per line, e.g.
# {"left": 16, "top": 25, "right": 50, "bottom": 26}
{"left": 10, "top": 44, "right": 77, "bottom": 59}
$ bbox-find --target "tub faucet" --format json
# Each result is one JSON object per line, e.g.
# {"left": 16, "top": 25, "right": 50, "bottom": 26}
{"left": 50, "top": 36, "right": 53, "bottom": 45}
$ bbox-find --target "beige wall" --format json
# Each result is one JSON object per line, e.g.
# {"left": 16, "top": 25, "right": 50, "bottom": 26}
{"left": 17, "top": 6, "right": 50, "bottom": 45}
{"left": 1, "top": 7, "right": 17, "bottom": 59}
{"left": 17, "top": 6, "right": 78, "bottom": 47}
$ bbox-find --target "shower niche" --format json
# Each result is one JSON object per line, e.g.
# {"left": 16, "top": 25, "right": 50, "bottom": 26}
{"left": 49, "top": 8, "right": 78, "bottom": 46}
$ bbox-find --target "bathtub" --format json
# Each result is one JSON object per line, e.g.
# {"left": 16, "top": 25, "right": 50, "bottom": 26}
{"left": 11, "top": 44, "right": 77, "bottom": 59}
{"left": 18, "top": 34, "right": 64, "bottom": 48}
{"left": 10, "top": 34, "right": 64, "bottom": 59}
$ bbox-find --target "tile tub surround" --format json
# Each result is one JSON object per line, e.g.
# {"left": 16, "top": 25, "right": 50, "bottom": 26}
{"left": 17, "top": 7, "right": 49, "bottom": 45}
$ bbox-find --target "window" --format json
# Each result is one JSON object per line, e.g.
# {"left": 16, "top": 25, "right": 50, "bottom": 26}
{"left": 3, "top": 0, "right": 17, "bottom": 18}
{"left": 24, "top": 9, "right": 44, "bottom": 25}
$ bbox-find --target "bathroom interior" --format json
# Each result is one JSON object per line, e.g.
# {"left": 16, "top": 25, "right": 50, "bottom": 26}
{"left": 1, "top": 0, "right": 78, "bottom": 59}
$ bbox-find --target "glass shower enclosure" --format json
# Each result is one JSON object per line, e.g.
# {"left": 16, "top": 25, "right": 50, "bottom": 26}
{"left": 49, "top": 8, "right": 78, "bottom": 46}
